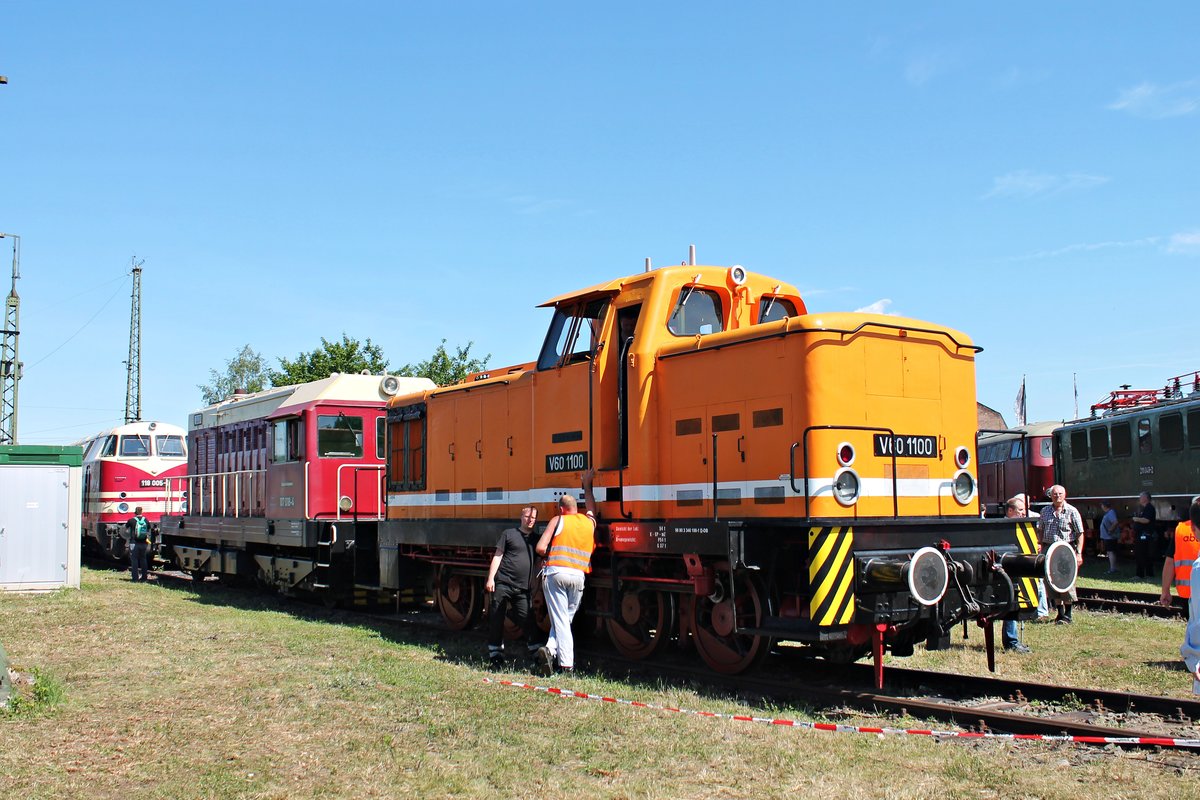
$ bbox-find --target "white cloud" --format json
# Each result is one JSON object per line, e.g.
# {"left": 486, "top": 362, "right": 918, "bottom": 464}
{"left": 983, "top": 170, "right": 1109, "bottom": 199}
{"left": 995, "top": 66, "right": 1050, "bottom": 90}
{"left": 1007, "top": 236, "right": 1160, "bottom": 261}
{"left": 505, "top": 195, "right": 568, "bottom": 215}
{"left": 1108, "top": 79, "right": 1200, "bottom": 119}
{"left": 855, "top": 299, "right": 901, "bottom": 316}
{"left": 1166, "top": 230, "right": 1200, "bottom": 255}
{"left": 904, "top": 50, "right": 955, "bottom": 86}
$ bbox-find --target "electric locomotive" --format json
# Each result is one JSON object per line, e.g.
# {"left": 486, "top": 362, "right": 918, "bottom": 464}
{"left": 80, "top": 420, "right": 189, "bottom": 559}
{"left": 379, "top": 257, "right": 1077, "bottom": 683}
{"left": 1053, "top": 370, "right": 1200, "bottom": 538}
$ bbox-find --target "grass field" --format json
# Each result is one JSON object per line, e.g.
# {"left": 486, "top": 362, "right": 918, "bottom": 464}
{"left": 2, "top": 565, "right": 1197, "bottom": 799}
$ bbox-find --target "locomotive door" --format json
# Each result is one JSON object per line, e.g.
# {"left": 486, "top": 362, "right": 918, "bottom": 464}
{"left": 670, "top": 405, "right": 709, "bottom": 515}
{"left": 708, "top": 401, "right": 748, "bottom": 513}
{"left": 452, "top": 393, "right": 483, "bottom": 519}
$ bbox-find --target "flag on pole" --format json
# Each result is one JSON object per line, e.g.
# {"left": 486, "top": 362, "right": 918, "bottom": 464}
{"left": 1014, "top": 377, "right": 1027, "bottom": 427}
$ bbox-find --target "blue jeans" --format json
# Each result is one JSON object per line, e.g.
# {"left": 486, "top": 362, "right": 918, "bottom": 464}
{"left": 1002, "top": 619, "right": 1020, "bottom": 647}
{"left": 543, "top": 567, "right": 585, "bottom": 669}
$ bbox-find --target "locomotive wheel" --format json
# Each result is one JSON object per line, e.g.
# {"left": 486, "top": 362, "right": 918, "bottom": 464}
{"left": 689, "top": 571, "right": 772, "bottom": 674}
{"left": 435, "top": 568, "right": 481, "bottom": 630}
{"left": 501, "top": 581, "right": 550, "bottom": 638}
{"left": 605, "top": 585, "right": 676, "bottom": 660}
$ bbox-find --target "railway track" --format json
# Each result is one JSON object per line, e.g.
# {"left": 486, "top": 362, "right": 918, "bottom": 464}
{"left": 145, "top": 569, "right": 1200, "bottom": 751}
{"left": 1075, "top": 586, "right": 1187, "bottom": 619}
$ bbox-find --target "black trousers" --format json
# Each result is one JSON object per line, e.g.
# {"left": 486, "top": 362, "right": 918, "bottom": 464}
{"left": 129, "top": 542, "right": 150, "bottom": 581}
{"left": 487, "top": 583, "right": 538, "bottom": 649}
{"left": 1134, "top": 537, "right": 1154, "bottom": 577}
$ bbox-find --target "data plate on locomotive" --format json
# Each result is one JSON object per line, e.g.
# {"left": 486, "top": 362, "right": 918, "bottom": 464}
{"left": 872, "top": 433, "right": 938, "bottom": 458}
{"left": 608, "top": 521, "right": 728, "bottom": 555}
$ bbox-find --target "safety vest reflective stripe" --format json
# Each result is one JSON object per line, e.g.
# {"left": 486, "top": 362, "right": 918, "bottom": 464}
{"left": 1173, "top": 522, "right": 1198, "bottom": 599}
{"left": 546, "top": 514, "right": 595, "bottom": 574}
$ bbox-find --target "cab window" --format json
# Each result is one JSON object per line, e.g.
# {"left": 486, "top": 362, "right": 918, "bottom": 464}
{"left": 120, "top": 435, "right": 151, "bottom": 457}
{"left": 318, "top": 414, "right": 364, "bottom": 458}
{"left": 668, "top": 287, "right": 724, "bottom": 336}
{"left": 272, "top": 418, "right": 305, "bottom": 463}
{"left": 101, "top": 435, "right": 118, "bottom": 457}
{"left": 537, "top": 299, "right": 609, "bottom": 370}
{"left": 758, "top": 296, "right": 796, "bottom": 324}
{"left": 156, "top": 435, "right": 186, "bottom": 458}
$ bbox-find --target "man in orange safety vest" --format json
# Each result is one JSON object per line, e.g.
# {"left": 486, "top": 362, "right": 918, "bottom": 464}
{"left": 534, "top": 469, "right": 597, "bottom": 676}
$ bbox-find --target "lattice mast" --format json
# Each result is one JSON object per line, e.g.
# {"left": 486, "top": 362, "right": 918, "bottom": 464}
{"left": 0, "top": 233, "right": 19, "bottom": 444}
{"left": 124, "top": 258, "right": 144, "bottom": 424}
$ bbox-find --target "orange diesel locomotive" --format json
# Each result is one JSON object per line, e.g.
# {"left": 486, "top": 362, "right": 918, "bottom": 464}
{"left": 380, "top": 258, "right": 1077, "bottom": 682}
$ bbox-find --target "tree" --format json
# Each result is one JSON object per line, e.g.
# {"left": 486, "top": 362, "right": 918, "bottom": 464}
{"left": 198, "top": 344, "right": 271, "bottom": 405}
{"left": 271, "top": 333, "right": 390, "bottom": 386}
{"left": 398, "top": 340, "right": 491, "bottom": 386}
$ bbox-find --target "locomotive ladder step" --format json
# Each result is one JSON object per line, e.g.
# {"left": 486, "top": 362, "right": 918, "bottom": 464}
{"left": 312, "top": 582, "right": 331, "bottom": 589}
{"left": 316, "top": 562, "right": 332, "bottom": 568}
{"left": 317, "top": 540, "right": 333, "bottom": 547}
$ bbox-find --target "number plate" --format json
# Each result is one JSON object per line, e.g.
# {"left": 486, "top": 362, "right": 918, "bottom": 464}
{"left": 545, "top": 450, "right": 589, "bottom": 473}
{"left": 872, "top": 434, "right": 938, "bottom": 458}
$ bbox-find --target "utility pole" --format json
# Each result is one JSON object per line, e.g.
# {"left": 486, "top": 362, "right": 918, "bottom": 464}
{"left": 124, "top": 258, "right": 144, "bottom": 424}
{"left": 0, "top": 233, "right": 21, "bottom": 445}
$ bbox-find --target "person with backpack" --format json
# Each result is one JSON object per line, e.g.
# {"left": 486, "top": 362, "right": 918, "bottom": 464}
{"left": 126, "top": 506, "right": 151, "bottom": 582}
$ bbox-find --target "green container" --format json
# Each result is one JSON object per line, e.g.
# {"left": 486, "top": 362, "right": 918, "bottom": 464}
{"left": 0, "top": 444, "right": 83, "bottom": 468}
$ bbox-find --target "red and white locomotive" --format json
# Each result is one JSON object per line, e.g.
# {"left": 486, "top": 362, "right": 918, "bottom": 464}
{"left": 160, "top": 372, "right": 433, "bottom": 590}
{"left": 80, "top": 420, "right": 189, "bottom": 558}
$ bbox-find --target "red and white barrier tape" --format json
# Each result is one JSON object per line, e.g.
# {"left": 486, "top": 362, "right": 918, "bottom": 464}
{"left": 483, "top": 678, "right": 1200, "bottom": 750}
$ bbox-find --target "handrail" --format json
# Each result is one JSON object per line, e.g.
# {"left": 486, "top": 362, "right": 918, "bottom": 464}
{"left": 790, "top": 425, "right": 900, "bottom": 519}
{"left": 166, "top": 469, "right": 265, "bottom": 518}
{"left": 657, "top": 319, "right": 982, "bottom": 362}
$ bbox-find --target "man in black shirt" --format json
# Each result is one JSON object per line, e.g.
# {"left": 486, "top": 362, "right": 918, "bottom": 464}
{"left": 484, "top": 506, "right": 541, "bottom": 667}
{"left": 1133, "top": 491, "right": 1157, "bottom": 578}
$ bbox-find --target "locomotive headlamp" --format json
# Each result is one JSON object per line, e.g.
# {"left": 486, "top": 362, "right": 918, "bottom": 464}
{"left": 729, "top": 265, "right": 747, "bottom": 286}
{"left": 338, "top": 495, "right": 354, "bottom": 512}
{"left": 954, "top": 446, "right": 970, "bottom": 468}
{"left": 118, "top": 502, "right": 129, "bottom": 513}
{"left": 860, "top": 546, "right": 949, "bottom": 606}
{"left": 832, "top": 468, "right": 861, "bottom": 506}
{"left": 951, "top": 470, "right": 976, "bottom": 505}
{"left": 836, "top": 442, "right": 855, "bottom": 467}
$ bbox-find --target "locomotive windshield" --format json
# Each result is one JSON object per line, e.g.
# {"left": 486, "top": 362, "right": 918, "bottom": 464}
{"left": 318, "top": 414, "right": 364, "bottom": 458}
{"left": 758, "top": 295, "right": 796, "bottom": 324}
{"left": 668, "top": 286, "right": 724, "bottom": 336}
{"left": 537, "top": 298, "right": 609, "bottom": 370}
{"left": 120, "top": 435, "right": 151, "bottom": 457}
{"left": 156, "top": 435, "right": 186, "bottom": 458}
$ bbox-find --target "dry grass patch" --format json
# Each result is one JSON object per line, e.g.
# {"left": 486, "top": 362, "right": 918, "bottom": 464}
{"left": 1, "top": 567, "right": 1197, "bottom": 799}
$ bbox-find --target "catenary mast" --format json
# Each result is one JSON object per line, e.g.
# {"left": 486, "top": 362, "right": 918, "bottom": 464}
{"left": 124, "top": 258, "right": 144, "bottom": 424}
{"left": 0, "top": 233, "right": 20, "bottom": 444}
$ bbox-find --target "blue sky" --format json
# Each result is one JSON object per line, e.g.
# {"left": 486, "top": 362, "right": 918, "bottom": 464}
{"left": 1, "top": 3, "right": 1197, "bottom": 444}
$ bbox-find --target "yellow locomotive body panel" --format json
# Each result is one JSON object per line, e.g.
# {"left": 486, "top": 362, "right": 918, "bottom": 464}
{"left": 385, "top": 264, "right": 980, "bottom": 524}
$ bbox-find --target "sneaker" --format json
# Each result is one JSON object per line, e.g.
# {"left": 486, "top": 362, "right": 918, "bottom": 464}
{"left": 488, "top": 654, "right": 504, "bottom": 669}
{"left": 535, "top": 646, "right": 554, "bottom": 677}
{"left": 1003, "top": 642, "right": 1032, "bottom": 654}
{"left": 1054, "top": 616, "right": 1072, "bottom": 625}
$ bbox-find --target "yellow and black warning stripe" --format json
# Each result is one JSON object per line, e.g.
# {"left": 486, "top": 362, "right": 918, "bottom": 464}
{"left": 1013, "top": 521, "right": 1039, "bottom": 610}
{"left": 808, "top": 526, "right": 856, "bottom": 625}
